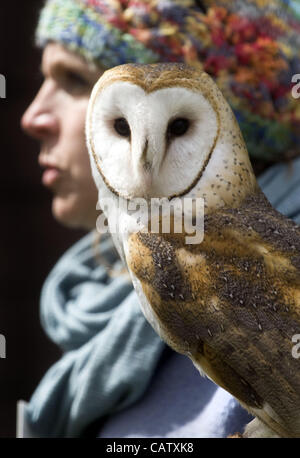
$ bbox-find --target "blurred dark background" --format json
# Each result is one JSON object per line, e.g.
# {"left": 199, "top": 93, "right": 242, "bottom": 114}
{"left": 0, "top": 2, "right": 85, "bottom": 437}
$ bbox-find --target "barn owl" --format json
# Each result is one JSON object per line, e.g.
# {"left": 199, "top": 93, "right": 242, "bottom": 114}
{"left": 86, "top": 63, "right": 300, "bottom": 438}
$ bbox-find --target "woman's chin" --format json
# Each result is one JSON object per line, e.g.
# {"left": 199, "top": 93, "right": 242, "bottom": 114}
{"left": 51, "top": 194, "right": 97, "bottom": 230}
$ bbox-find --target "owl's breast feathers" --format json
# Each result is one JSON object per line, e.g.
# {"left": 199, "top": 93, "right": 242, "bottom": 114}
{"left": 127, "top": 190, "right": 300, "bottom": 437}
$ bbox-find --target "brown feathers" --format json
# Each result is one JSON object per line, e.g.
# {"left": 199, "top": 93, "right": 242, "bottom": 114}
{"left": 127, "top": 190, "right": 300, "bottom": 437}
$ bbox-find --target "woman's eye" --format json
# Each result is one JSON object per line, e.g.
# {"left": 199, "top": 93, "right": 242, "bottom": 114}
{"left": 114, "top": 118, "right": 131, "bottom": 137}
{"left": 62, "top": 70, "right": 90, "bottom": 93}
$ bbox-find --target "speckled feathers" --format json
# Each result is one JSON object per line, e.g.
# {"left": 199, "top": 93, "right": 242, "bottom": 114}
{"left": 127, "top": 191, "right": 300, "bottom": 437}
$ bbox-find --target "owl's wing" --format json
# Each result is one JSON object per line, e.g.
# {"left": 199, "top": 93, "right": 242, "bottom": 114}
{"left": 126, "top": 190, "right": 300, "bottom": 437}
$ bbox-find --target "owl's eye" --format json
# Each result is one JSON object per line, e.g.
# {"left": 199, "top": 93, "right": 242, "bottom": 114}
{"left": 167, "top": 118, "right": 190, "bottom": 139}
{"left": 114, "top": 118, "right": 131, "bottom": 137}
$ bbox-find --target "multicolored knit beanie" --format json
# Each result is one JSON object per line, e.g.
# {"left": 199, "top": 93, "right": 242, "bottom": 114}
{"left": 36, "top": 0, "right": 300, "bottom": 163}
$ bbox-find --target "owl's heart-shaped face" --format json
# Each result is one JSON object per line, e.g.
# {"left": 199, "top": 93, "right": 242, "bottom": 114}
{"left": 87, "top": 63, "right": 256, "bottom": 211}
{"left": 88, "top": 81, "right": 218, "bottom": 199}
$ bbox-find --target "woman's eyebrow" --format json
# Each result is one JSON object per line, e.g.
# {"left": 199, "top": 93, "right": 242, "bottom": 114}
{"left": 41, "top": 57, "right": 88, "bottom": 77}
{"left": 40, "top": 51, "right": 103, "bottom": 86}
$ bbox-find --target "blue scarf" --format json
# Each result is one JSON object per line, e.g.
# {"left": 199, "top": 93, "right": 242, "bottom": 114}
{"left": 25, "top": 235, "right": 165, "bottom": 437}
{"left": 25, "top": 156, "right": 300, "bottom": 437}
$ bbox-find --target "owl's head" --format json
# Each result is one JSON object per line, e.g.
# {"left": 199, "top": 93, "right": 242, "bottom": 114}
{"left": 86, "top": 63, "right": 257, "bottom": 207}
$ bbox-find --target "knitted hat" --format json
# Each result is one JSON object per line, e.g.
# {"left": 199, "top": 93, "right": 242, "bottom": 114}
{"left": 36, "top": 0, "right": 300, "bottom": 162}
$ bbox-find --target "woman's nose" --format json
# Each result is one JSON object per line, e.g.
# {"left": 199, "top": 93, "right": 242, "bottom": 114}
{"left": 21, "top": 81, "right": 59, "bottom": 140}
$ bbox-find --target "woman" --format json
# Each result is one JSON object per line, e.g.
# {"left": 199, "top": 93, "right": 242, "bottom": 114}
{"left": 21, "top": 0, "right": 300, "bottom": 438}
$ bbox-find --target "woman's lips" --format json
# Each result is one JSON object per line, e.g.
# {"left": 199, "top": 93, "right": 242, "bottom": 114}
{"left": 42, "top": 167, "right": 61, "bottom": 187}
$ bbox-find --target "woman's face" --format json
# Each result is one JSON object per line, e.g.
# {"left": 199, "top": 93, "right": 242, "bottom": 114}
{"left": 21, "top": 42, "right": 104, "bottom": 230}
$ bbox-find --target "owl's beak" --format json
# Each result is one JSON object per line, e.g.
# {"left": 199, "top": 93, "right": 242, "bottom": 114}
{"left": 132, "top": 138, "right": 154, "bottom": 196}
{"left": 140, "top": 139, "right": 154, "bottom": 192}
{"left": 141, "top": 139, "right": 152, "bottom": 173}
